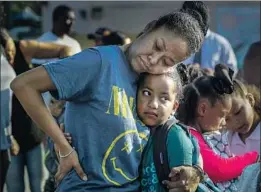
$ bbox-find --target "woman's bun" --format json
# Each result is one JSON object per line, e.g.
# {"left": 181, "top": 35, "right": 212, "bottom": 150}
{"left": 180, "top": 1, "right": 209, "bottom": 36}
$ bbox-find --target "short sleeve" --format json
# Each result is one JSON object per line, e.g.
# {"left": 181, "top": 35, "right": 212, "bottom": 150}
{"left": 167, "top": 125, "right": 194, "bottom": 168}
{"left": 43, "top": 48, "right": 102, "bottom": 101}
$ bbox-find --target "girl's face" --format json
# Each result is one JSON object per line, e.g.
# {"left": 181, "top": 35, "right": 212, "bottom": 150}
{"left": 127, "top": 27, "right": 189, "bottom": 75}
{"left": 137, "top": 74, "right": 179, "bottom": 127}
{"left": 197, "top": 98, "right": 232, "bottom": 132}
{"left": 226, "top": 95, "right": 255, "bottom": 134}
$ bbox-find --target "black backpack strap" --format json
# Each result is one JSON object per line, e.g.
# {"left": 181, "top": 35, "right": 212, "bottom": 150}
{"left": 153, "top": 118, "right": 177, "bottom": 188}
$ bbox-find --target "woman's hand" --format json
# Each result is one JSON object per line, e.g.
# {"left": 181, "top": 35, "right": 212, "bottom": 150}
{"left": 54, "top": 124, "right": 86, "bottom": 185}
{"left": 55, "top": 147, "right": 88, "bottom": 185}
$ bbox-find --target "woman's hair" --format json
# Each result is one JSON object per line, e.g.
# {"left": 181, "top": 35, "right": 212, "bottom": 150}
{"left": 142, "top": 1, "right": 209, "bottom": 55}
{"left": 137, "top": 65, "right": 184, "bottom": 101}
{"left": 177, "top": 64, "right": 235, "bottom": 124}
{"left": 0, "top": 27, "right": 11, "bottom": 47}
{"left": 233, "top": 80, "right": 261, "bottom": 119}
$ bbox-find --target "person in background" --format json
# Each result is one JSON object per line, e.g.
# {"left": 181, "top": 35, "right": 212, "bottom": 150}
{"left": 181, "top": 2, "right": 238, "bottom": 74}
{"left": 226, "top": 82, "right": 260, "bottom": 156}
{"left": 31, "top": 5, "right": 81, "bottom": 66}
{"left": 0, "top": 54, "right": 19, "bottom": 192}
{"left": 242, "top": 41, "right": 261, "bottom": 88}
{"left": 87, "top": 27, "right": 131, "bottom": 46}
{"left": 0, "top": 27, "right": 73, "bottom": 192}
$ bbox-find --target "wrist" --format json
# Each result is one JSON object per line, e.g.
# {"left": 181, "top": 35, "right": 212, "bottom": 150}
{"left": 193, "top": 164, "right": 205, "bottom": 182}
{"left": 58, "top": 142, "right": 73, "bottom": 154}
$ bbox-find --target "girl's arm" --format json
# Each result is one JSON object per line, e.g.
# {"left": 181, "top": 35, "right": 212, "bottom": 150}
{"left": 190, "top": 129, "right": 259, "bottom": 183}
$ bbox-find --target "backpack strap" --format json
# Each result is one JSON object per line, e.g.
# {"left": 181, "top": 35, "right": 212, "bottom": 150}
{"left": 153, "top": 118, "right": 177, "bottom": 188}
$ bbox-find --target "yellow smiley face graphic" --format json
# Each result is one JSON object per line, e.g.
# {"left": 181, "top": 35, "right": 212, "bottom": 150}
{"left": 102, "top": 130, "right": 148, "bottom": 186}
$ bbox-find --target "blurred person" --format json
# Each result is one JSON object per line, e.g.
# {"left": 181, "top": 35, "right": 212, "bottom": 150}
{"left": 87, "top": 27, "right": 112, "bottom": 46}
{"left": 0, "top": 54, "right": 19, "bottom": 192}
{"left": 11, "top": 2, "right": 210, "bottom": 191}
{"left": 32, "top": 5, "right": 81, "bottom": 66}
{"left": 88, "top": 28, "right": 131, "bottom": 46}
{"left": 0, "top": 28, "right": 73, "bottom": 192}
{"left": 181, "top": 2, "right": 238, "bottom": 75}
{"left": 242, "top": 41, "right": 261, "bottom": 88}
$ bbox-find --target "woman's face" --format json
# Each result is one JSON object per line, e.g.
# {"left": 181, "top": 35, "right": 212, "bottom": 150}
{"left": 226, "top": 95, "right": 255, "bottom": 134}
{"left": 127, "top": 27, "right": 189, "bottom": 75}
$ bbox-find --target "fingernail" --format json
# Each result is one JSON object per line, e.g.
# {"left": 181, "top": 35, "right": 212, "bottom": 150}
{"left": 82, "top": 176, "right": 88, "bottom": 181}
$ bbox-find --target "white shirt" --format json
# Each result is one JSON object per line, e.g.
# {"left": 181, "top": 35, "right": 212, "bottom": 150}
{"left": 228, "top": 123, "right": 260, "bottom": 155}
{"left": 31, "top": 31, "right": 81, "bottom": 65}
{"left": 183, "top": 30, "right": 238, "bottom": 74}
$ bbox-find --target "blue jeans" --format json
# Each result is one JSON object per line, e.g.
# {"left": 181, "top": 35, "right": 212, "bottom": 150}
{"left": 6, "top": 144, "right": 43, "bottom": 192}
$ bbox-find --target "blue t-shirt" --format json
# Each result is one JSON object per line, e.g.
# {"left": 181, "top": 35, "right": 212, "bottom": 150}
{"left": 43, "top": 46, "right": 150, "bottom": 191}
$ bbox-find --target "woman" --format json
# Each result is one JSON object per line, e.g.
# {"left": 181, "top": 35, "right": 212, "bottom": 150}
{"left": 0, "top": 28, "right": 73, "bottom": 192}
{"left": 11, "top": 2, "right": 209, "bottom": 191}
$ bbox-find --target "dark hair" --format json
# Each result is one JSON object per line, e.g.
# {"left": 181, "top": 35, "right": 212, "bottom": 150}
{"left": 137, "top": 66, "right": 184, "bottom": 101}
{"left": 181, "top": 1, "right": 210, "bottom": 36}
{"left": 177, "top": 64, "right": 235, "bottom": 124}
{"left": 176, "top": 63, "right": 209, "bottom": 86}
{"left": 0, "top": 27, "right": 11, "bottom": 47}
{"left": 142, "top": 1, "right": 209, "bottom": 55}
{"left": 102, "top": 31, "right": 130, "bottom": 46}
{"left": 52, "top": 5, "right": 73, "bottom": 22}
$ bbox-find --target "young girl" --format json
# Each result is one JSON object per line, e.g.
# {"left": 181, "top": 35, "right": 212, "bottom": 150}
{"left": 177, "top": 64, "right": 259, "bottom": 191}
{"left": 136, "top": 67, "right": 201, "bottom": 192}
{"left": 226, "top": 82, "right": 260, "bottom": 155}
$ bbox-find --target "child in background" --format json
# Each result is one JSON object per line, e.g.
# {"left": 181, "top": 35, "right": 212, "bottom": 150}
{"left": 177, "top": 64, "right": 259, "bottom": 191}
{"left": 136, "top": 67, "right": 200, "bottom": 192}
{"left": 226, "top": 82, "right": 260, "bottom": 155}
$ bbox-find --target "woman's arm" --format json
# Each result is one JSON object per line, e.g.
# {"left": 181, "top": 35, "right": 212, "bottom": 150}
{"left": 11, "top": 66, "right": 70, "bottom": 151}
{"left": 19, "top": 40, "right": 73, "bottom": 63}
{"left": 10, "top": 66, "right": 87, "bottom": 182}
{"left": 190, "top": 129, "right": 259, "bottom": 183}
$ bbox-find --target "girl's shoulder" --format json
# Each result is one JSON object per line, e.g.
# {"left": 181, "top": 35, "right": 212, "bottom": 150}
{"left": 168, "top": 123, "right": 192, "bottom": 140}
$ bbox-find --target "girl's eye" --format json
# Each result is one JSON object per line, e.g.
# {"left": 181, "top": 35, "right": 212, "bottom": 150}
{"left": 143, "top": 90, "right": 150, "bottom": 96}
{"left": 161, "top": 97, "right": 168, "bottom": 101}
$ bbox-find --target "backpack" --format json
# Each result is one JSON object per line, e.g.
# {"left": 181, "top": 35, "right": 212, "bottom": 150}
{"left": 153, "top": 118, "right": 221, "bottom": 192}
